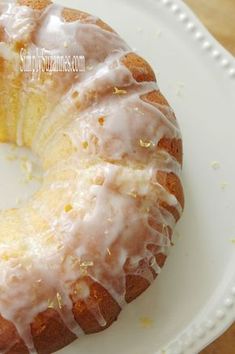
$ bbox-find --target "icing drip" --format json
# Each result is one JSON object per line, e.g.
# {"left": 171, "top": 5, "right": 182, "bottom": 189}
{"left": 0, "top": 0, "right": 184, "bottom": 352}
{"left": 0, "top": 1, "right": 38, "bottom": 41}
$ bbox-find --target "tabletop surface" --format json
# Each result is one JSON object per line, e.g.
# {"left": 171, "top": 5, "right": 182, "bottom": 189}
{"left": 184, "top": 0, "right": 235, "bottom": 353}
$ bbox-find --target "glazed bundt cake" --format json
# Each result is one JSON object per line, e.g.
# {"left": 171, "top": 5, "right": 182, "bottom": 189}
{"left": 0, "top": 0, "right": 184, "bottom": 353}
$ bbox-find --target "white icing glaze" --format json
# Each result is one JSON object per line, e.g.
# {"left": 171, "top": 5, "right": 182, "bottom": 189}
{"left": 0, "top": 1, "right": 183, "bottom": 352}
{"left": 0, "top": 1, "right": 38, "bottom": 41}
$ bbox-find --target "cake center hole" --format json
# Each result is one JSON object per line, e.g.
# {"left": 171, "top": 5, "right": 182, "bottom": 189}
{"left": 0, "top": 143, "right": 43, "bottom": 210}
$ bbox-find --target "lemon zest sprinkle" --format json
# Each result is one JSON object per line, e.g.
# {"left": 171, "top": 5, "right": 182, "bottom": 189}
{"left": 139, "top": 316, "right": 154, "bottom": 328}
{"left": 56, "top": 293, "right": 63, "bottom": 309}
{"left": 82, "top": 141, "right": 89, "bottom": 149}
{"left": 113, "top": 87, "right": 127, "bottom": 95}
{"left": 139, "top": 139, "right": 154, "bottom": 148}
{"left": 64, "top": 204, "right": 73, "bottom": 213}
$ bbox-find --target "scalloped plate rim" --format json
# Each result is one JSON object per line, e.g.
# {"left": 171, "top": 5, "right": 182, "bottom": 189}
{"left": 53, "top": 0, "right": 235, "bottom": 353}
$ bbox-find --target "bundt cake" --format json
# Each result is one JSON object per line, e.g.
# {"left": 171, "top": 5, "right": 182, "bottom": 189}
{"left": 0, "top": 0, "right": 184, "bottom": 353}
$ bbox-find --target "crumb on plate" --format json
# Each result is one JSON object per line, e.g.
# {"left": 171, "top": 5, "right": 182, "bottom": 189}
{"left": 211, "top": 161, "right": 220, "bottom": 170}
{"left": 220, "top": 182, "right": 228, "bottom": 190}
{"left": 139, "top": 316, "right": 154, "bottom": 328}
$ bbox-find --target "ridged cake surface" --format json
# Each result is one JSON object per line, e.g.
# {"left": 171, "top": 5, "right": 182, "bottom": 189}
{"left": 0, "top": 1, "right": 184, "bottom": 353}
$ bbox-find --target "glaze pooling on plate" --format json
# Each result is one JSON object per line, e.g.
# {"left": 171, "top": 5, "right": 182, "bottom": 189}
{"left": 0, "top": 1, "right": 183, "bottom": 352}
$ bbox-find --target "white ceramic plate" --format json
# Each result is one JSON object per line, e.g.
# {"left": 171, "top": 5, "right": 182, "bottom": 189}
{"left": 1, "top": 0, "right": 235, "bottom": 353}
{"left": 54, "top": 1, "right": 234, "bottom": 353}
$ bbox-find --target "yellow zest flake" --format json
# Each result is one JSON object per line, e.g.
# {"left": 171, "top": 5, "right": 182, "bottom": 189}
{"left": 2, "top": 254, "right": 10, "bottom": 261}
{"left": 67, "top": 255, "right": 80, "bottom": 269}
{"left": 94, "top": 175, "right": 104, "bottom": 185}
{"left": 80, "top": 260, "right": 94, "bottom": 268}
{"left": 107, "top": 248, "right": 111, "bottom": 256}
{"left": 81, "top": 268, "right": 88, "bottom": 276}
{"left": 113, "top": 87, "right": 127, "bottom": 95}
{"left": 48, "top": 299, "right": 55, "bottom": 309}
{"left": 221, "top": 182, "right": 228, "bottom": 190}
{"left": 98, "top": 116, "right": 105, "bottom": 126}
{"left": 128, "top": 191, "right": 138, "bottom": 199}
{"left": 45, "top": 235, "right": 54, "bottom": 245}
{"left": 56, "top": 292, "right": 63, "bottom": 309}
{"left": 139, "top": 139, "right": 154, "bottom": 148}
{"left": 2, "top": 249, "right": 22, "bottom": 261}
{"left": 82, "top": 141, "right": 89, "bottom": 149}
{"left": 139, "top": 316, "right": 154, "bottom": 328}
{"left": 211, "top": 161, "right": 220, "bottom": 170}
{"left": 64, "top": 204, "right": 73, "bottom": 213}
{"left": 80, "top": 260, "right": 94, "bottom": 275}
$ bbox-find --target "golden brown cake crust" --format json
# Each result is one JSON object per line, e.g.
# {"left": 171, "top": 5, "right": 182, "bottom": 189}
{"left": 1, "top": 2, "right": 184, "bottom": 353}
{"left": 17, "top": 0, "right": 52, "bottom": 10}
